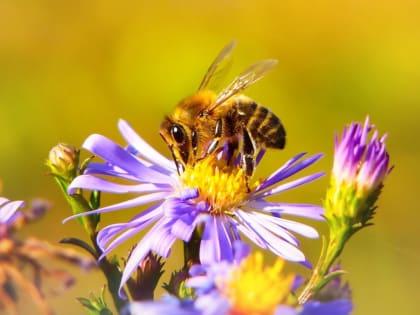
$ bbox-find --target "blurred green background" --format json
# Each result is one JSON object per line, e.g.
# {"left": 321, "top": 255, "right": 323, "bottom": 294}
{"left": 1, "top": 0, "right": 419, "bottom": 314}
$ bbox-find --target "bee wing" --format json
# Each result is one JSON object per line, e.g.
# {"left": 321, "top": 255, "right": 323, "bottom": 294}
{"left": 198, "top": 40, "right": 237, "bottom": 91}
{"left": 209, "top": 59, "right": 278, "bottom": 112}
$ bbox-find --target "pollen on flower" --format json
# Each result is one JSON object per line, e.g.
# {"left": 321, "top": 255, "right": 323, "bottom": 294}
{"left": 181, "top": 154, "right": 257, "bottom": 215}
{"left": 218, "top": 252, "right": 294, "bottom": 315}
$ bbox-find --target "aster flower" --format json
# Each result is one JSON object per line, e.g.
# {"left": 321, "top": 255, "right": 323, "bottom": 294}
{"left": 0, "top": 196, "right": 96, "bottom": 315}
{"left": 326, "top": 116, "right": 392, "bottom": 232}
{"left": 65, "top": 119, "right": 325, "bottom": 297}
{"left": 126, "top": 242, "right": 353, "bottom": 315}
{"left": 299, "top": 116, "right": 391, "bottom": 304}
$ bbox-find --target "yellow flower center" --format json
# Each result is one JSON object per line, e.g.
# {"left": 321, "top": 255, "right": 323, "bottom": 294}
{"left": 219, "top": 252, "right": 294, "bottom": 315}
{"left": 181, "top": 154, "right": 257, "bottom": 215}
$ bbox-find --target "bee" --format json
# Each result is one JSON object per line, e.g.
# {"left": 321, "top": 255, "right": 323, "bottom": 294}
{"left": 160, "top": 41, "right": 286, "bottom": 176}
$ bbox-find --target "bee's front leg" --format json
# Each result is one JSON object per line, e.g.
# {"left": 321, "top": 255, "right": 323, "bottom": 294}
{"left": 205, "top": 118, "right": 223, "bottom": 156}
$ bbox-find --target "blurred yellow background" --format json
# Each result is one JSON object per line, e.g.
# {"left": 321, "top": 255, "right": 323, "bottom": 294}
{"left": 1, "top": 0, "right": 419, "bottom": 314}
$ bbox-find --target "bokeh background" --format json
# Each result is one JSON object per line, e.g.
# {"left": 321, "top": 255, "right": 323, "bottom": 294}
{"left": 1, "top": 0, "right": 419, "bottom": 314}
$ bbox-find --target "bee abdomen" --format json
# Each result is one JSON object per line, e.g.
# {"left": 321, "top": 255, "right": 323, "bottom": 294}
{"left": 243, "top": 103, "right": 286, "bottom": 149}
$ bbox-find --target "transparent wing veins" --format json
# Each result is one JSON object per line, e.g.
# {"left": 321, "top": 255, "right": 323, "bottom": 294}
{"left": 198, "top": 40, "right": 237, "bottom": 91}
{"left": 209, "top": 59, "right": 278, "bottom": 112}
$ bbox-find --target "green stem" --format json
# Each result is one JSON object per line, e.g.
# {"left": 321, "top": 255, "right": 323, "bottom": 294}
{"left": 298, "top": 227, "right": 349, "bottom": 304}
{"left": 183, "top": 227, "right": 202, "bottom": 268}
{"left": 54, "top": 177, "right": 97, "bottom": 236}
{"left": 90, "top": 233, "right": 128, "bottom": 311}
{"left": 53, "top": 176, "right": 126, "bottom": 312}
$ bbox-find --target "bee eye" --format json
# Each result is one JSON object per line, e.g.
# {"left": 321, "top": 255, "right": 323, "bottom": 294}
{"left": 170, "top": 124, "right": 186, "bottom": 144}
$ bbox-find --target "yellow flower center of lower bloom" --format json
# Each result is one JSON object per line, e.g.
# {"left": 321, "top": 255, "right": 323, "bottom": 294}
{"left": 181, "top": 155, "right": 257, "bottom": 215}
{"left": 219, "top": 252, "right": 294, "bottom": 315}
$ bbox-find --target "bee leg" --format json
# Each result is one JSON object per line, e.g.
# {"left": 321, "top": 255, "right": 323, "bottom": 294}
{"left": 241, "top": 128, "right": 256, "bottom": 179}
{"left": 205, "top": 118, "right": 223, "bottom": 156}
{"left": 169, "top": 145, "right": 185, "bottom": 175}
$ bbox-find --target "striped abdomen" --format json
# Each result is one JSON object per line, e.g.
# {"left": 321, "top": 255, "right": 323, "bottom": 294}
{"left": 237, "top": 101, "right": 286, "bottom": 149}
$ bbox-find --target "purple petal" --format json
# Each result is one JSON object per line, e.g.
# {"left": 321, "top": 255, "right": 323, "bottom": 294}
{"left": 237, "top": 211, "right": 300, "bottom": 246}
{"left": 68, "top": 175, "right": 172, "bottom": 194}
{"left": 266, "top": 216, "right": 319, "bottom": 239}
{"left": 98, "top": 221, "right": 153, "bottom": 257}
{"left": 119, "top": 240, "right": 153, "bottom": 298}
{"left": 118, "top": 218, "right": 177, "bottom": 298}
{"left": 195, "top": 291, "right": 230, "bottom": 315}
{"left": 127, "top": 299, "right": 199, "bottom": 315}
{"left": 171, "top": 214, "right": 199, "bottom": 242}
{"left": 256, "top": 153, "right": 323, "bottom": 192}
{"left": 246, "top": 200, "right": 324, "bottom": 220}
{"left": 200, "top": 216, "right": 235, "bottom": 264}
{"left": 300, "top": 300, "right": 353, "bottom": 315}
{"left": 97, "top": 205, "right": 163, "bottom": 255}
{"left": 149, "top": 220, "right": 178, "bottom": 257}
{"left": 63, "top": 192, "right": 168, "bottom": 223}
{"left": 118, "top": 119, "right": 176, "bottom": 171}
{"left": 236, "top": 224, "right": 267, "bottom": 249}
{"left": 83, "top": 134, "right": 170, "bottom": 184}
{"left": 232, "top": 241, "right": 251, "bottom": 262}
{"left": 257, "top": 152, "right": 307, "bottom": 191}
{"left": 235, "top": 210, "right": 305, "bottom": 262}
{"left": 275, "top": 306, "right": 297, "bottom": 315}
{"left": 83, "top": 162, "right": 140, "bottom": 181}
{"left": 253, "top": 172, "right": 325, "bottom": 199}
{"left": 163, "top": 198, "right": 199, "bottom": 218}
{"left": 0, "top": 199, "right": 25, "bottom": 224}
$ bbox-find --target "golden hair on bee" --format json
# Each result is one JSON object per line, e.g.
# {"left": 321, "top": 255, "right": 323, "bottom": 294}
{"left": 160, "top": 41, "right": 286, "bottom": 176}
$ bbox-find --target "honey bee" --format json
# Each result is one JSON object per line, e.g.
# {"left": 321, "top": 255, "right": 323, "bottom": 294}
{"left": 160, "top": 41, "right": 286, "bottom": 176}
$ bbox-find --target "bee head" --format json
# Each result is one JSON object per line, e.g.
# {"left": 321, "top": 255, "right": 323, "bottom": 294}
{"left": 160, "top": 117, "right": 196, "bottom": 173}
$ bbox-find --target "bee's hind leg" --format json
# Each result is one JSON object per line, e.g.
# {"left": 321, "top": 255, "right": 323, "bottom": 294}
{"left": 241, "top": 128, "right": 256, "bottom": 179}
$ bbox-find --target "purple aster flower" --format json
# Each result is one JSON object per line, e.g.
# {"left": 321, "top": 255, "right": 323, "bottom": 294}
{"left": 185, "top": 241, "right": 352, "bottom": 315}
{"left": 326, "top": 116, "right": 392, "bottom": 231}
{"left": 299, "top": 117, "right": 392, "bottom": 304}
{"left": 126, "top": 242, "right": 352, "bottom": 315}
{"left": 65, "top": 119, "right": 325, "bottom": 296}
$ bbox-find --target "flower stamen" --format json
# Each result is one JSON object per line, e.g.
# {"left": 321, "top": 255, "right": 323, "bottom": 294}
{"left": 218, "top": 252, "right": 294, "bottom": 315}
{"left": 181, "top": 154, "right": 256, "bottom": 215}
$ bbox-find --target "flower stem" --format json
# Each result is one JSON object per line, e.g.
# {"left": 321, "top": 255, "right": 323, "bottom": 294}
{"left": 298, "top": 227, "right": 349, "bottom": 304}
{"left": 51, "top": 175, "right": 127, "bottom": 312}
{"left": 183, "top": 227, "right": 202, "bottom": 268}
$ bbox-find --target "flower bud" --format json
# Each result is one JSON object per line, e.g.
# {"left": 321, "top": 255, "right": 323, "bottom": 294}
{"left": 325, "top": 117, "right": 392, "bottom": 234}
{"left": 46, "top": 143, "right": 80, "bottom": 182}
{"left": 128, "top": 251, "right": 164, "bottom": 301}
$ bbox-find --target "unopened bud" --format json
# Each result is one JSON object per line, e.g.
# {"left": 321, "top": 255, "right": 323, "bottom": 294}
{"left": 46, "top": 143, "right": 80, "bottom": 182}
{"left": 129, "top": 251, "right": 164, "bottom": 300}
{"left": 325, "top": 117, "right": 392, "bottom": 233}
